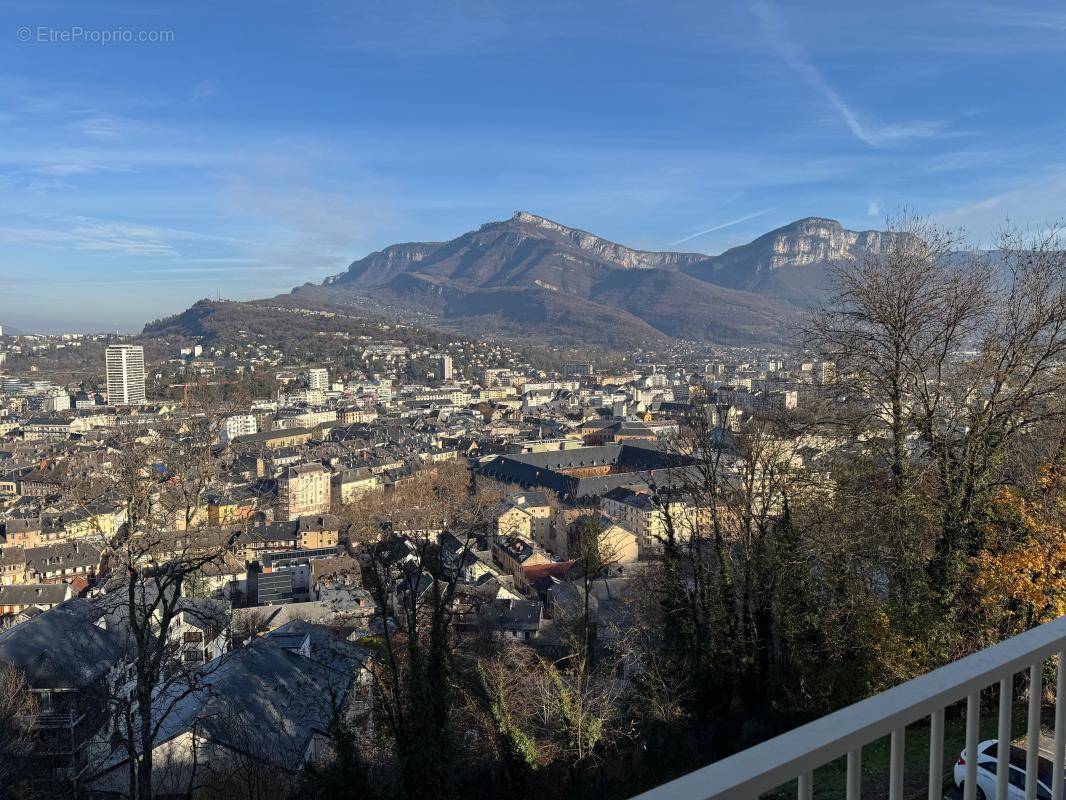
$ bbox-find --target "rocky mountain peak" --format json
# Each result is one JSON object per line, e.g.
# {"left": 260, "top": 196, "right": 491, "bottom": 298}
{"left": 308, "top": 212, "right": 904, "bottom": 344}
{"left": 511, "top": 210, "right": 557, "bottom": 227}
{"left": 324, "top": 240, "right": 443, "bottom": 286}
{"left": 494, "top": 210, "right": 702, "bottom": 270}
{"left": 715, "top": 217, "right": 898, "bottom": 274}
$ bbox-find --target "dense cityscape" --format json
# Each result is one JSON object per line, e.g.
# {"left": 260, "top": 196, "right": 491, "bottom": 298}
{"left": 3, "top": 2, "right": 1066, "bottom": 800}
{"left": 0, "top": 314, "right": 822, "bottom": 794}
{"left": 2, "top": 214, "right": 1064, "bottom": 800}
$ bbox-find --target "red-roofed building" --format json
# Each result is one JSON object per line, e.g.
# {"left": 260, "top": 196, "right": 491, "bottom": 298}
{"left": 519, "top": 560, "right": 574, "bottom": 598}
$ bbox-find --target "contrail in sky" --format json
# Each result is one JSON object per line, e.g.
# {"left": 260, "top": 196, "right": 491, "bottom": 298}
{"left": 670, "top": 209, "right": 772, "bottom": 246}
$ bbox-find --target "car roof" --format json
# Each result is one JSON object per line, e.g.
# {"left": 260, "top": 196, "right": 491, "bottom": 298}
{"left": 979, "top": 741, "right": 1055, "bottom": 786}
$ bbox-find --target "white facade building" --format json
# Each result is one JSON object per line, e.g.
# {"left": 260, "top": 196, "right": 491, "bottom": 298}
{"left": 43, "top": 392, "right": 71, "bottom": 412}
{"left": 221, "top": 414, "right": 258, "bottom": 443}
{"left": 306, "top": 368, "right": 329, "bottom": 391}
{"left": 105, "top": 344, "right": 146, "bottom": 406}
{"left": 436, "top": 354, "right": 454, "bottom": 381}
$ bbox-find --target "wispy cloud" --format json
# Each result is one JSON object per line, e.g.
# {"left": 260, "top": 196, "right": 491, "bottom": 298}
{"left": 670, "top": 209, "right": 772, "bottom": 245}
{"left": 144, "top": 265, "right": 288, "bottom": 274}
{"left": 47, "top": 275, "right": 271, "bottom": 287}
{"left": 0, "top": 216, "right": 252, "bottom": 259}
{"left": 752, "top": 0, "right": 946, "bottom": 148}
{"left": 0, "top": 225, "right": 177, "bottom": 257}
{"left": 171, "top": 257, "right": 263, "bottom": 264}
{"left": 867, "top": 200, "right": 882, "bottom": 217}
{"left": 192, "top": 79, "right": 221, "bottom": 100}
{"left": 935, "top": 170, "right": 1066, "bottom": 239}
{"left": 975, "top": 6, "right": 1066, "bottom": 32}
{"left": 225, "top": 178, "right": 398, "bottom": 272}
{"left": 78, "top": 115, "right": 141, "bottom": 140}
{"left": 34, "top": 163, "right": 107, "bottom": 177}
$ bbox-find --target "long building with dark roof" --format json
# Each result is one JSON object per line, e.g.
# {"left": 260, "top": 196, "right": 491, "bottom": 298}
{"left": 476, "top": 443, "right": 694, "bottom": 500}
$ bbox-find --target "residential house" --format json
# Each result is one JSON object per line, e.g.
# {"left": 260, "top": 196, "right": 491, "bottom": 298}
{"left": 276, "top": 463, "right": 331, "bottom": 521}
{"left": 24, "top": 540, "right": 102, "bottom": 585}
{"left": 468, "top": 598, "right": 545, "bottom": 642}
{"left": 18, "top": 465, "right": 69, "bottom": 497}
{"left": 495, "top": 492, "right": 552, "bottom": 551}
{"left": 581, "top": 517, "right": 639, "bottom": 565}
{"left": 600, "top": 486, "right": 716, "bottom": 556}
{"left": 3, "top": 516, "right": 43, "bottom": 547}
{"left": 0, "top": 598, "right": 124, "bottom": 786}
{"left": 297, "top": 514, "right": 341, "bottom": 550}
{"left": 164, "top": 598, "right": 230, "bottom": 668}
{"left": 236, "top": 521, "right": 298, "bottom": 561}
{"left": 492, "top": 534, "right": 553, "bottom": 593}
{"left": 0, "top": 543, "right": 28, "bottom": 585}
{"left": 205, "top": 488, "right": 260, "bottom": 526}
{"left": 231, "top": 427, "right": 314, "bottom": 451}
{"left": 332, "top": 466, "right": 383, "bottom": 504}
{"left": 86, "top": 621, "right": 372, "bottom": 798}
{"left": 0, "top": 582, "right": 74, "bottom": 615}
{"left": 21, "top": 417, "right": 74, "bottom": 442}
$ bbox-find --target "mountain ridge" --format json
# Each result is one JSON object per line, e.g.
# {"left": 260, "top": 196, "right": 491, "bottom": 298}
{"left": 294, "top": 211, "right": 905, "bottom": 345}
{"left": 148, "top": 212, "right": 903, "bottom": 349}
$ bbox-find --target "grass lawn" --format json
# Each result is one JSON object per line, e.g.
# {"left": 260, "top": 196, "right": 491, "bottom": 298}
{"left": 763, "top": 700, "right": 1055, "bottom": 800}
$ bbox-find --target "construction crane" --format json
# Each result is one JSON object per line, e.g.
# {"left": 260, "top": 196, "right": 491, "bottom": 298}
{"left": 169, "top": 379, "right": 235, "bottom": 406}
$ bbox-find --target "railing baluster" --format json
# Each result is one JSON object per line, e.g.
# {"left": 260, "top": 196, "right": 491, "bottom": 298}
{"left": 846, "top": 748, "right": 861, "bottom": 800}
{"left": 964, "top": 692, "right": 979, "bottom": 800}
{"left": 998, "top": 675, "right": 1012, "bottom": 800}
{"left": 1054, "top": 652, "right": 1066, "bottom": 800}
{"left": 1027, "top": 662, "right": 1042, "bottom": 800}
{"left": 928, "top": 708, "right": 944, "bottom": 800}
{"left": 890, "top": 727, "right": 905, "bottom": 800}
{"left": 627, "top": 617, "right": 1066, "bottom": 800}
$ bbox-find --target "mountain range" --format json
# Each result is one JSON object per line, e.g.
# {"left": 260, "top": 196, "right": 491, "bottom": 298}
{"left": 154, "top": 213, "right": 905, "bottom": 348}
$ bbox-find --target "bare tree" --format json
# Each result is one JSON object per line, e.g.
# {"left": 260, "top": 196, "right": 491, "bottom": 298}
{"left": 342, "top": 460, "right": 500, "bottom": 800}
{"left": 920, "top": 225, "right": 1066, "bottom": 603}
{"left": 642, "top": 400, "right": 810, "bottom": 721}
{"left": 560, "top": 514, "right": 627, "bottom": 682}
{"left": 0, "top": 666, "right": 38, "bottom": 796}
{"left": 807, "top": 213, "right": 990, "bottom": 483}
{"left": 228, "top": 608, "right": 270, "bottom": 648}
{"left": 66, "top": 392, "right": 265, "bottom": 800}
{"left": 808, "top": 216, "right": 1066, "bottom": 609}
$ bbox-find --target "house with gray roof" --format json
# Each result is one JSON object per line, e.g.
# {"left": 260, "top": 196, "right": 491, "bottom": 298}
{"left": 459, "top": 598, "right": 545, "bottom": 642}
{"left": 0, "top": 597, "right": 124, "bottom": 784}
{"left": 85, "top": 620, "right": 371, "bottom": 798}
{"left": 476, "top": 443, "right": 694, "bottom": 501}
{"left": 0, "top": 581, "right": 73, "bottom": 615}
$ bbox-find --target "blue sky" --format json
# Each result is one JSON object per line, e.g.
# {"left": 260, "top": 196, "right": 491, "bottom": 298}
{"left": 2, "top": 0, "right": 1066, "bottom": 332}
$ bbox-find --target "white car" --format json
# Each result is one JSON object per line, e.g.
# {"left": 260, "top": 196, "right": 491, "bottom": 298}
{"left": 954, "top": 739, "right": 1059, "bottom": 800}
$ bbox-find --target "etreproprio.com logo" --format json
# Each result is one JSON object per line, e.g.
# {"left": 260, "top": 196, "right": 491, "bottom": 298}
{"left": 17, "top": 26, "right": 175, "bottom": 44}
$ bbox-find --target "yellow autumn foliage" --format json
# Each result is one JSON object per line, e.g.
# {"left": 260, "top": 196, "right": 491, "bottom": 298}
{"left": 974, "top": 465, "right": 1066, "bottom": 627}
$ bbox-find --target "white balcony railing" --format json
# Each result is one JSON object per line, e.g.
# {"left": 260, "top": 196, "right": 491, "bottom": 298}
{"left": 632, "top": 615, "right": 1066, "bottom": 800}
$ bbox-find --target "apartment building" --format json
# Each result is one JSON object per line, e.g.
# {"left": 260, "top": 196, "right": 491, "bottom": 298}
{"left": 276, "top": 463, "right": 331, "bottom": 521}
{"left": 105, "top": 344, "right": 146, "bottom": 405}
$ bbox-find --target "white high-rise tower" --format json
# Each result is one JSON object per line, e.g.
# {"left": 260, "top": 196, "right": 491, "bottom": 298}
{"left": 106, "top": 344, "right": 146, "bottom": 405}
{"left": 306, "top": 367, "right": 329, "bottom": 391}
{"left": 436, "top": 354, "right": 454, "bottom": 381}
